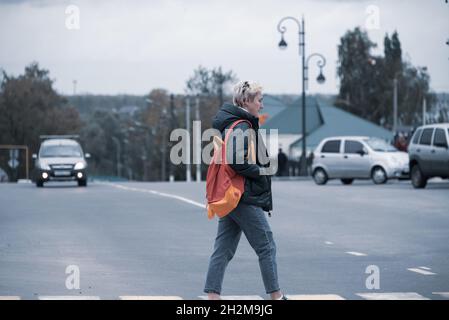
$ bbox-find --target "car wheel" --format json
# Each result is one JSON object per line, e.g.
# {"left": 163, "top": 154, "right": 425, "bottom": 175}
{"left": 371, "top": 166, "right": 387, "bottom": 184}
{"left": 341, "top": 178, "right": 354, "bottom": 185}
{"left": 78, "top": 179, "right": 87, "bottom": 187}
{"left": 36, "top": 180, "right": 44, "bottom": 188}
{"left": 411, "top": 164, "right": 427, "bottom": 189}
{"left": 313, "top": 168, "right": 328, "bottom": 185}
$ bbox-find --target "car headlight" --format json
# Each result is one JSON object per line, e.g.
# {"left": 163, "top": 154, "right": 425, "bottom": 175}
{"left": 74, "top": 162, "right": 86, "bottom": 170}
{"left": 40, "top": 163, "right": 51, "bottom": 170}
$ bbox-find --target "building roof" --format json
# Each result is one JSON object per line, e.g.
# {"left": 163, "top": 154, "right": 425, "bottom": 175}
{"left": 258, "top": 94, "right": 289, "bottom": 121}
{"left": 261, "top": 96, "right": 323, "bottom": 135}
{"left": 290, "top": 97, "right": 393, "bottom": 150}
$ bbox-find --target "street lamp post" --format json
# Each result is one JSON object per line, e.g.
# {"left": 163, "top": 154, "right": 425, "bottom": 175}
{"left": 277, "top": 16, "right": 326, "bottom": 176}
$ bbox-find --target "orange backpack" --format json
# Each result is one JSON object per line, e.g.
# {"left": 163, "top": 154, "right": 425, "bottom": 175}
{"left": 206, "top": 120, "right": 252, "bottom": 219}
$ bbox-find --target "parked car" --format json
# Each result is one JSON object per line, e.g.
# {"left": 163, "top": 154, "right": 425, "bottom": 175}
{"left": 33, "top": 135, "right": 90, "bottom": 187}
{"left": 408, "top": 123, "right": 449, "bottom": 188}
{"left": 311, "top": 136, "right": 409, "bottom": 185}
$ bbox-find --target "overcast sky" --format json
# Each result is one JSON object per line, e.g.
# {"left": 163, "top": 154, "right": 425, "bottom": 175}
{"left": 0, "top": 0, "right": 448, "bottom": 95}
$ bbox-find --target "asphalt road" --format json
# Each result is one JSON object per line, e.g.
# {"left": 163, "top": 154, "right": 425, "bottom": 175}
{"left": 1, "top": 178, "right": 448, "bottom": 300}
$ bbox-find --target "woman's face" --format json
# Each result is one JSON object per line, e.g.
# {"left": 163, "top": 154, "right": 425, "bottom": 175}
{"left": 244, "top": 92, "right": 264, "bottom": 117}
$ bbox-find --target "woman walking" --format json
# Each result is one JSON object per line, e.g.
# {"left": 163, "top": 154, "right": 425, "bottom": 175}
{"left": 204, "top": 81, "right": 287, "bottom": 300}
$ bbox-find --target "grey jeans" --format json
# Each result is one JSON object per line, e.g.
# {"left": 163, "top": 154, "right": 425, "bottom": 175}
{"left": 204, "top": 202, "right": 280, "bottom": 295}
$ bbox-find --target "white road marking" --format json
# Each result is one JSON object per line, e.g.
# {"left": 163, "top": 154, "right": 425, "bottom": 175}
{"left": 119, "top": 296, "right": 183, "bottom": 300}
{"left": 287, "top": 294, "right": 345, "bottom": 300}
{"left": 198, "top": 295, "right": 264, "bottom": 300}
{"left": 418, "top": 266, "right": 431, "bottom": 271}
{"left": 407, "top": 268, "right": 437, "bottom": 275}
{"left": 0, "top": 296, "right": 21, "bottom": 300}
{"left": 345, "top": 251, "right": 368, "bottom": 257}
{"left": 324, "top": 241, "right": 334, "bottom": 245}
{"left": 432, "top": 292, "right": 449, "bottom": 299}
{"left": 357, "top": 292, "right": 430, "bottom": 300}
{"left": 38, "top": 296, "right": 101, "bottom": 300}
{"left": 4, "top": 292, "right": 447, "bottom": 300}
{"left": 104, "top": 183, "right": 206, "bottom": 209}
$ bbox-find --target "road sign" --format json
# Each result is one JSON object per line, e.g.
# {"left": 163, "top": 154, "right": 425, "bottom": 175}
{"left": 8, "top": 159, "right": 19, "bottom": 169}
{"left": 9, "top": 149, "right": 19, "bottom": 160}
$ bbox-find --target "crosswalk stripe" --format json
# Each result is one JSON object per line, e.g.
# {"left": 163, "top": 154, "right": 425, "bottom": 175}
{"left": 38, "top": 296, "right": 101, "bottom": 300}
{"left": 119, "top": 296, "right": 183, "bottom": 300}
{"left": 432, "top": 292, "right": 449, "bottom": 299}
{"left": 0, "top": 296, "right": 21, "bottom": 300}
{"left": 4, "top": 292, "right": 446, "bottom": 300}
{"left": 198, "top": 295, "right": 264, "bottom": 300}
{"left": 357, "top": 292, "right": 430, "bottom": 300}
{"left": 287, "top": 294, "right": 345, "bottom": 300}
{"left": 407, "top": 268, "right": 437, "bottom": 275}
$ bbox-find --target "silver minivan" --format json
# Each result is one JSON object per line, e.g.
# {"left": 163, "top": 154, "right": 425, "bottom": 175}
{"left": 311, "top": 136, "right": 409, "bottom": 185}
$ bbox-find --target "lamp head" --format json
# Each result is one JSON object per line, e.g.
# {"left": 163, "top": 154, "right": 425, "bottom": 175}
{"left": 316, "top": 69, "right": 325, "bottom": 84}
{"left": 278, "top": 34, "right": 288, "bottom": 50}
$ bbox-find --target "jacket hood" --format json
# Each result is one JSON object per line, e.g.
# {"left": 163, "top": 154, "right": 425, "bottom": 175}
{"left": 212, "top": 103, "right": 259, "bottom": 132}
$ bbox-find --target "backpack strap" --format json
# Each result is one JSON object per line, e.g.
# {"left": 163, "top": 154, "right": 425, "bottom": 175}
{"left": 221, "top": 120, "right": 252, "bottom": 163}
{"left": 224, "top": 120, "right": 252, "bottom": 144}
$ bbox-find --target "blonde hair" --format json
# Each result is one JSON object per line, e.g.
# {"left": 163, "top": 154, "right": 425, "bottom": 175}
{"left": 233, "top": 81, "right": 263, "bottom": 107}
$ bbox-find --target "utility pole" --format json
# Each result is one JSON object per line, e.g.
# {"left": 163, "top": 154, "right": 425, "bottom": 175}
{"left": 422, "top": 96, "right": 427, "bottom": 126}
{"left": 169, "top": 94, "right": 176, "bottom": 182}
{"left": 393, "top": 77, "right": 398, "bottom": 133}
{"left": 73, "top": 80, "right": 77, "bottom": 95}
{"left": 185, "top": 97, "right": 191, "bottom": 182}
{"left": 161, "top": 107, "right": 168, "bottom": 182}
{"left": 142, "top": 149, "right": 148, "bottom": 181}
{"left": 195, "top": 95, "right": 201, "bottom": 182}
{"left": 112, "top": 137, "right": 121, "bottom": 177}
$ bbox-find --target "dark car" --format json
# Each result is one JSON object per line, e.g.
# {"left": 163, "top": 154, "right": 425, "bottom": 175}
{"left": 33, "top": 135, "right": 90, "bottom": 187}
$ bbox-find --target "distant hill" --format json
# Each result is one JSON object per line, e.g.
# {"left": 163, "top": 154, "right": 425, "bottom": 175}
{"left": 66, "top": 94, "right": 146, "bottom": 116}
{"left": 64, "top": 93, "right": 337, "bottom": 114}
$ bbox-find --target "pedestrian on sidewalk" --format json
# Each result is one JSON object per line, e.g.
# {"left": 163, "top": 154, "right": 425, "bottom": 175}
{"left": 204, "top": 81, "right": 287, "bottom": 300}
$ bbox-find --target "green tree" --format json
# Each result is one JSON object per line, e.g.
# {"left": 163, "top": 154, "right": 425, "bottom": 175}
{"left": 336, "top": 28, "right": 433, "bottom": 128}
{"left": 0, "top": 62, "right": 81, "bottom": 181}
{"left": 336, "top": 27, "right": 379, "bottom": 120}
{"left": 186, "top": 65, "right": 236, "bottom": 106}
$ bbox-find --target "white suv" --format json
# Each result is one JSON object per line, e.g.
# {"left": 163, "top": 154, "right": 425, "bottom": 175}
{"left": 311, "top": 136, "right": 409, "bottom": 185}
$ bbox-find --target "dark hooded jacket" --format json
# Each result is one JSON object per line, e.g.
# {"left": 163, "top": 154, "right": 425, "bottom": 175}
{"left": 212, "top": 103, "right": 273, "bottom": 213}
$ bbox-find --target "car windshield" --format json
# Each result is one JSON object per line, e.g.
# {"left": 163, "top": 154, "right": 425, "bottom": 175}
{"left": 40, "top": 145, "right": 82, "bottom": 158}
{"left": 363, "top": 138, "right": 398, "bottom": 152}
